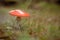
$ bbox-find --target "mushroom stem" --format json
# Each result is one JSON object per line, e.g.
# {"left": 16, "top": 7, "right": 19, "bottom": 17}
{"left": 16, "top": 17, "right": 21, "bottom": 30}
{"left": 16, "top": 17, "right": 21, "bottom": 22}
{"left": 16, "top": 17, "right": 23, "bottom": 32}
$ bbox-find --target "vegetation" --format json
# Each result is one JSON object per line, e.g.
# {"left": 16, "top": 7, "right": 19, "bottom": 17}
{"left": 0, "top": 0, "right": 60, "bottom": 40}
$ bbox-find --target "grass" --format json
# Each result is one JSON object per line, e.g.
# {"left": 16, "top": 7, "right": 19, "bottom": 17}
{"left": 0, "top": 1, "right": 60, "bottom": 40}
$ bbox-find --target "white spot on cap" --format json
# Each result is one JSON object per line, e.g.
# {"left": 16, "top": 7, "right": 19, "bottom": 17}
{"left": 9, "top": 10, "right": 15, "bottom": 13}
{"left": 16, "top": 10, "right": 24, "bottom": 14}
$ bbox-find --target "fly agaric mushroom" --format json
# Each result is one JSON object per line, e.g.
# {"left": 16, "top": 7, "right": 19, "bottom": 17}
{"left": 9, "top": 10, "right": 30, "bottom": 17}
{"left": 9, "top": 9, "right": 30, "bottom": 31}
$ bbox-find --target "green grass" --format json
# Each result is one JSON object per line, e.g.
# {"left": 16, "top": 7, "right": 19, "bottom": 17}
{"left": 0, "top": 2, "right": 60, "bottom": 40}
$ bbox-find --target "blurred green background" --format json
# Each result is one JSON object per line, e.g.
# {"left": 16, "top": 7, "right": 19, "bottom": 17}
{"left": 0, "top": 0, "right": 60, "bottom": 40}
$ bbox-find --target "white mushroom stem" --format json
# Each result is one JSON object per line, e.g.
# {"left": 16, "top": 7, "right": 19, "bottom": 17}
{"left": 16, "top": 17, "right": 23, "bottom": 31}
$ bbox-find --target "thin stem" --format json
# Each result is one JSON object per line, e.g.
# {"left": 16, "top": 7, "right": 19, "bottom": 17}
{"left": 16, "top": 17, "right": 23, "bottom": 32}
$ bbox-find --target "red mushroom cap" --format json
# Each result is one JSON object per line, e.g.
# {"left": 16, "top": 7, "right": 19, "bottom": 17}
{"left": 9, "top": 10, "right": 30, "bottom": 17}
